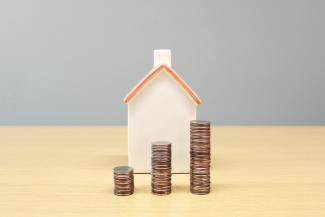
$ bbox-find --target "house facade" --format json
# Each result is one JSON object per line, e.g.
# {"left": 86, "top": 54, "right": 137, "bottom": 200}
{"left": 124, "top": 50, "right": 201, "bottom": 173}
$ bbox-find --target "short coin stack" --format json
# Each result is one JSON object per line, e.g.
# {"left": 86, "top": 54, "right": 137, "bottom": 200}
{"left": 113, "top": 166, "right": 134, "bottom": 196}
{"left": 190, "top": 120, "right": 211, "bottom": 194}
{"left": 151, "top": 141, "right": 172, "bottom": 195}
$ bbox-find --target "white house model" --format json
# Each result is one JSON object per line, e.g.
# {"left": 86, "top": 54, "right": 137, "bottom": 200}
{"left": 124, "top": 49, "right": 202, "bottom": 173}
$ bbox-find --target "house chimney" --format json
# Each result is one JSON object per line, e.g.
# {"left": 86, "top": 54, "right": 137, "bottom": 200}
{"left": 154, "top": 49, "right": 171, "bottom": 67}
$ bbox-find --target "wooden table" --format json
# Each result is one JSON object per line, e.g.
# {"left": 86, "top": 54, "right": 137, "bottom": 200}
{"left": 0, "top": 126, "right": 325, "bottom": 216}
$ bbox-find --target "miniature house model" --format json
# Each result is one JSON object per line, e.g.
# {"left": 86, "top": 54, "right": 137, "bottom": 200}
{"left": 124, "top": 50, "right": 202, "bottom": 173}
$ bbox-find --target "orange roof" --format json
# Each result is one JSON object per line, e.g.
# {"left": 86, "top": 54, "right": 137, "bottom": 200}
{"left": 124, "top": 64, "right": 202, "bottom": 104}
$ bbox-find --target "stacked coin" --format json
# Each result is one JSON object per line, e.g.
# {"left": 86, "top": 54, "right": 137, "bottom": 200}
{"left": 190, "top": 120, "right": 211, "bottom": 194}
{"left": 113, "top": 166, "right": 134, "bottom": 196}
{"left": 151, "top": 141, "right": 172, "bottom": 195}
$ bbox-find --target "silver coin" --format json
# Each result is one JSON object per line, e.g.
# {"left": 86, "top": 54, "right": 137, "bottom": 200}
{"left": 113, "top": 166, "right": 133, "bottom": 174}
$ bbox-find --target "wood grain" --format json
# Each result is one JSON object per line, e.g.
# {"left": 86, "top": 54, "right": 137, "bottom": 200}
{"left": 0, "top": 126, "right": 324, "bottom": 217}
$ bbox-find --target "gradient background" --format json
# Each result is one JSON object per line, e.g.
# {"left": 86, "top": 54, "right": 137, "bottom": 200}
{"left": 1, "top": 0, "right": 324, "bottom": 125}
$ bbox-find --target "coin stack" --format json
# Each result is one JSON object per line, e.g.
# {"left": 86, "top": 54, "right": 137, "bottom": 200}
{"left": 113, "top": 166, "right": 134, "bottom": 196}
{"left": 190, "top": 120, "right": 211, "bottom": 194}
{"left": 151, "top": 141, "right": 172, "bottom": 195}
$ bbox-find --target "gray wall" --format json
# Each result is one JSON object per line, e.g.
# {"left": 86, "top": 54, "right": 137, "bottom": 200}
{"left": 1, "top": 0, "right": 324, "bottom": 125}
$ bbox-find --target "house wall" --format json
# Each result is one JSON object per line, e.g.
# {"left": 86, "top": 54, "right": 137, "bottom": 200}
{"left": 128, "top": 69, "right": 197, "bottom": 173}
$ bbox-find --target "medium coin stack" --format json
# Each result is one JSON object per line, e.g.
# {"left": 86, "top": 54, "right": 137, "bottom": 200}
{"left": 190, "top": 120, "right": 211, "bottom": 194}
{"left": 151, "top": 141, "right": 172, "bottom": 195}
{"left": 113, "top": 166, "right": 134, "bottom": 196}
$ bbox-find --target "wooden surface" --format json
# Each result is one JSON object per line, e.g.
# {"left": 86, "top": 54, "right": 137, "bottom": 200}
{"left": 0, "top": 126, "right": 325, "bottom": 217}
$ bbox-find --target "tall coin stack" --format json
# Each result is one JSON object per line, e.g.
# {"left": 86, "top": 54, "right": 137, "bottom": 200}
{"left": 113, "top": 166, "right": 134, "bottom": 196}
{"left": 190, "top": 120, "right": 211, "bottom": 194}
{"left": 151, "top": 141, "right": 172, "bottom": 195}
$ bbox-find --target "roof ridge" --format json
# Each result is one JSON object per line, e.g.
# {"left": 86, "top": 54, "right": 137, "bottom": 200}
{"left": 124, "top": 64, "right": 202, "bottom": 104}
